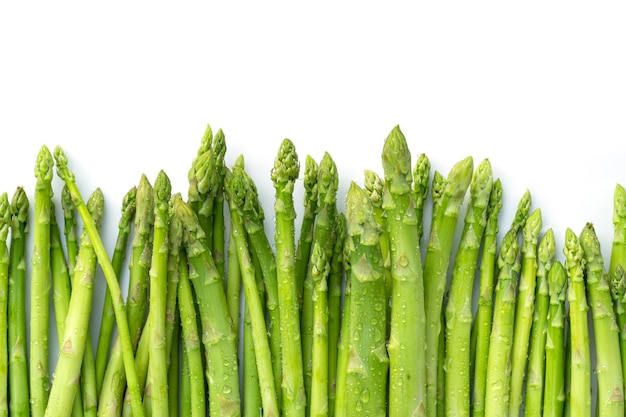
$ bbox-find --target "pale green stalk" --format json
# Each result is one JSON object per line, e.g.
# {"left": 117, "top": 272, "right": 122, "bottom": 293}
{"left": 333, "top": 236, "right": 351, "bottom": 417}
{"left": 62, "top": 185, "right": 79, "bottom": 279}
{"left": 226, "top": 218, "right": 241, "bottom": 344}
{"left": 611, "top": 266, "right": 626, "bottom": 396}
{"left": 609, "top": 184, "right": 626, "bottom": 281}
{"left": 0, "top": 193, "right": 10, "bottom": 417}
{"left": 295, "top": 155, "right": 319, "bottom": 305}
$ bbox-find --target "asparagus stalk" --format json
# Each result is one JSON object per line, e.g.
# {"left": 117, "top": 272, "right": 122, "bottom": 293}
{"left": 412, "top": 153, "right": 431, "bottom": 243}
{"left": 444, "top": 159, "right": 493, "bottom": 417}
{"left": 382, "top": 125, "right": 428, "bottom": 417}
{"left": 611, "top": 265, "right": 626, "bottom": 396}
{"left": 0, "top": 193, "right": 10, "bottom": 417}
{"left": 226, "top": 217, "right": 242, "bottom": 341}
{"left": 62, "top": 184, "right": 80, "bottom": 279}
{"left": 8, "top": 188, "right": 30, "bottom": 417}
{"left": 271, "top": 138, "right": 306, "bottom": 417}
{"left": 175, "top": 196, "right": 241, "bottom": 416}
{"left": 344, "top": 182, "right": 389, "bottom": 417}
{"left": 509, "top": 208, "right": 543, "bottom": 417}
{"left": 177, "top": 251, "right": 206, "bottom": 417}
{"left": 333, "top": 235, "right": 351, "bottom": 417}
{"left": 543, "top": 260, "right": 568, "bottom": 417}
{"left": 212, "top": 131, "right": 227, "bottom": 280}
{"left": 524, "top": 229, "right": 556, "bottom": 417}
{"left": 165, "top": 195, "right": 183, "bottom": 369}
{"left": 609, "top": 183, "right": 626, "bottom": 280}
{"left": 579, "top": 223, "right": 625, "bottom": 417}
{"left": 563, "top": 228, "right": 591, "bottom": 417}
{"left": 45, "top": 189, "right": 104, "bottom": 417}
{"left": 484, "top": 229, "right": 522, "bottom": 417}
{"left": 243, "top": 300, "right": 262, "bottom": 417}
{"left": 53, "top": 147, "right": 145, "bottom": 417}
{"left": 31, "top": 145, "right": 54, "bottom": 417}
{"left": 470, "top": 178, "right": 503, "bottom": 417}
{"left": 95, "top": 186, "right": 136, "bottom": 394}
{"left": 167, "top": 313, "right": 179, "bottom": 417}
{"left": 295, "top": 155, "right": 319, "bottom": 305}
{"left": 424, "top": 155, "right": 474, "bottom": 417}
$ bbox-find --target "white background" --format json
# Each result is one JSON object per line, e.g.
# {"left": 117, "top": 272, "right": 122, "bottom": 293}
{"left": 1, "top": 1, "right": 626, "bottom": 377}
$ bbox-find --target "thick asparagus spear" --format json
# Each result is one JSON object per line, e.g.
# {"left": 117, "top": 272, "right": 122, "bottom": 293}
{"left": 295, "top": 155, "right": 319, "bottom": 305}
{"left": 543, "top": 260, "right": 568, "bottom": 417}
{"left": 31, "top": 145, "right": 54, "bottom": 417}
{"left": 563, "top": 228, "right": 591, "bottom": 417}
{"left": 45, "top": 189, "right": 104, "bottom": 417}
{"left": 444, "top": 159, "right": 493, "bottom": 417}
{"left": 579, "top": 223, "right": 625, "bottom": 417}
{"left": 271, "top": 138, "right": 306, "bottom": 417}
{"left": 509, "top": 208, "right": 543, "bottom": 417}
{"left": 424, "top": 155, "right": 474, "bottom": 417}
{"left": 382, "top": 125, "right": 428, "bottom": 417}
{"left": 54, "top": 147, "right": 145, "bottom": 417}
{"left": 344, "top": 182, "right": 389, "bottom": 417}
{"left": 484, "top": 229, "right": 522, "bottom": 417}
{"left": 524, "top": 229, "right": 556, "bottom": 417}
{"left": 0, "top": 193, "right": 9, "bottom": 417}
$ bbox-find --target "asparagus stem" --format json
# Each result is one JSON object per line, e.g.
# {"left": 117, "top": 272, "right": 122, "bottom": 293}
{"left": 444, "top": 159, "right": 493, "bottom": 417}
{"left": 580, "top": 223, "right": 625, "bottom": 417}
{"left": 412, "top": 153, "right": 431, "bottom": 243}
{"left": 563, "top": 228, "right": 591, "bottom": 417}
{"left": 167, "top": 312, "right": 180, "bottom": 417}
{"left": 243, "top": 300, "right": 262, "bottom": 417}
{"left": 45, "top": 189, "right": 104, "bottom": 417}
{"left": 543, "top": 260, "right": 568, "bottom": 417}
{"left": 424, "top": 154, "right": 474, "bottom": 417}
{"left": 165, "top": 195, "right": 183, "bottom": 367}
{"left": 226, "top": 218, "right": 242, "bottom": 345}
{"left": 609, "top": 184, "right": 626, "bottom": 280}
{"left": 523, "top": 229, "right": 556, "bottom": 417}
{"left": 382, "top": 126, "right": 428, "bottom": 417}
{"left": 344, "top": 182, "right": 389, "bottom": 417}
{"left": 333, "top": 236, "right": 351, "bottom": 417}
{"left": 470, "top": 178, "right": 503, "bottom": 417}
{"left": 31, "top": 145, "right": 54, "bottom": 417}
{"left": 484, "top": 229, "right": 522, "bottom": 417}
{"left": 611, "top": 265, "right": 626, "bottom": 396}
{"left": 62, "top": 185, "right": 80, "bottom": 279}
{"left": 95, "top": 186, "right": 136, "bottom": 394}
{"left": 271, "top": 138, "right": 306, "bottom": 417}
{"left": 8, "top": 188, "right": 30, "bottom": 417}
{"left": 53, "top": 147, "right": 145, "bottom": 417}
{"left": 0, "top": 193, "right": 10, "bottom": 417}
{"left": 509, "top": 208, "right": 543, "bottom": 417}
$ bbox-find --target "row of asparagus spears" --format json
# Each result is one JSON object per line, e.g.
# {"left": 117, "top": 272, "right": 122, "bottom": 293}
{"left": 0, "top": 124, "right": 625, "bottom": 417}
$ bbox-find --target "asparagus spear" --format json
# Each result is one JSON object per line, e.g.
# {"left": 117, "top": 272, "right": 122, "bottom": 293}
{"left": 470, "top": 179, "right": 503, "bottom": 417}
{"left": 167, "top": 313, "right": 179, "bottom": 417}
{"left": 176, "top": 197, "right": 241, "bottom": 416}
{"left": 509, "top": 208, "right": 543, "bottom": 417}
{"left": 579, "top": 223, "right": 625, "bottom": 417}
{"left": 226, "top": 218, "right": 242, "bottom": 342}
{"left": 95, "top": 186, "right": 136, "bottom": 394}
{"left": 30, "top": 145, "right": 54, "bottom": 417}
{"left": 412, "top": 153, "right": 431, "bottom": 243}
{"left": 563, "top": 228, "right": 591, "bottom": 417}
{"left": 147, "top": 170, "right": 172, "bottom": 417}
{"left": 212, "top": 130, "right": 227, "bottom": 280}
{"left": 344, "top": 182, "right": 389, "bottom": 417}
{"left": 8, "top": 188, "right": 30, "bottom": 417}
{"left": 543, "top": 260, "right": 567, "bottom": 417}
{"left": 333, "top": 234, "right": 352, "bottom": 417}
{"left": 611, "top": 265, "right": 626, "bottom": 396}
{"left": 0, "top": 193, "right": 10, "bottom": 417}
{"left": 271, "top": 138, "right": 306, "bottom": 417}
{"left": 295, "top": 155, "right": 319, "bottom": 305}
{"left": 609, "top": 184, "right": 626, "bottom": 280}
{"left": 45, "top": 189, "right": 104, "bottom": 417}
{"left": 54, "top": 147, "right": 145, "bottom": 417}
{"left": 243, "top": 298, "right": 262, "bottom": 417}
{"left": 524, "top": 229, "right": 556, "bottom": 417}
{"left": 444, "top": 159, "right": 493, "bottom": 417}
{"left": 424, "top": 155, "right": 474, "bottom": 417}
{"left": 382, "top": 125, "right": 427, "bottom": 417}
{"left": 484, "top": 229, "right": 522, "bottom": 417}
{"left": 62, "top": 184, "right": 80, "bottom": 279}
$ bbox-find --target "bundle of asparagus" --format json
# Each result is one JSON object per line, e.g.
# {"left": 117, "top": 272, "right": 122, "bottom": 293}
{"left": 1, "top": 124, "right": 625, "bottom": 417}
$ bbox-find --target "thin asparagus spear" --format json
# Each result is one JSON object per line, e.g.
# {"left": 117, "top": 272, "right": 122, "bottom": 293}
{"left": 243, "top": 300, "right": 262, "bottom": 417}
{"left": 8, "top": 188, "right": 30, "bottom": 417}
{"left": 412, "top": 153, "right": 431, "bottom": 243}
{"left": 563, "top": 228, "right": 591, "bottom": 417}
{"left": 44, "top": 189, "right": 104, "bottom": 417}
{"left": 271, "top": 138, "right": 305, "bottom": 417}
{"left": 176, "top": 197, "right": 241, "bottom": 416}
{"left": 470, "top": 178, "right": 503, "bottom": 417}
{"left": 180, "top": 347, "right": 191, "bottom": 417}
{"left": 424, "top": 154, "right": 474, "bottom": 417}
{"left": 295, "top": 155, "right": 319, "bottom": 307}
{"left": 382, "top": 125, "right": 428, "bottom": 417}
{"left": 327, "top": 212, "right": 346, "bottom": 417}
{"left": 611, "top": 265, "right": 626, "bottom": 396}
{"left": 62, "top": 185, "right": 80, "bottom": 279}
{"left": 509, "top": 208, "right": 543, "bottom": 417}
{"left": 333, "top": 235, "right": 351, "bottom": 417}
{"left": 53, "top": 147, "right": 145, "bottom": 417}
{"left": 95, "top": 186, "right": 136, "bottom": 394}
{"left": 165, "top": 195, "right": 183, "bottom": 366}
{"left": 543, "top": 260, "right": 568, "bottom": 417}
{"left": 524, "top": 229, "right": 556, "bottom": 417}
{"left": 177, "top": 251, "right": 206, "bottom": 417}
{"left": 167, "top": 312, "right": 179, "bottom": 417}
{"left": 580, "top": 223, "right": 625, "bottom": 417}
{"left": 226, "top": 218, "right": 242, "bottom": 344}
{"left": 484, "top": 229, "right": 522, "bottom": 417}
{"left": 147, "top": 170, "right": 172, "bottom": 417}
{"left": 444, "top": 159, "right": 493, "bottom": 417}
{"left": 609, "top": 184, "right": 626, "bottom": 280}
{"left": 344, "top": 182, "right": 389, "bottom": 417}
{"left": 0, "top": 193, "right": 10, "bottom": 417}
{"left": 31, "top": 145, "right": 54, "bottom": 417}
